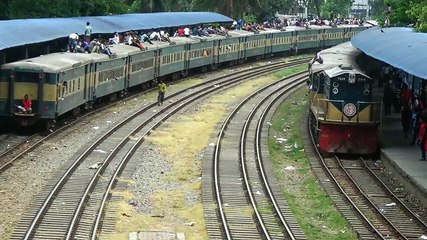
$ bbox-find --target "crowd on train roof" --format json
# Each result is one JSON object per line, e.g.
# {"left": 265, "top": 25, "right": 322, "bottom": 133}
{"left": 62, "top": 15, "right": 366, "bottom": 57}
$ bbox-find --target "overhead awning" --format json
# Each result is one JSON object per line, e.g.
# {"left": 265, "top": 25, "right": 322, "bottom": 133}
{"left": 351, "top": 27, "right": 427, "bottom": 79}
{"left": 0, "top": 12, "right": 234, "bottom": 51}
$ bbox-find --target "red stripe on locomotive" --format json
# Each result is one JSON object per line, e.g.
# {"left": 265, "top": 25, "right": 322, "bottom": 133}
{"left": 318, "top": 123, "right": 378, "bottom": 154}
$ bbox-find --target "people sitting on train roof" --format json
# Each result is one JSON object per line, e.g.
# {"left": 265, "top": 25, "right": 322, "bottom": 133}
{"left": 62, "top": 32, "right": 79, "bottom": 52}
{"left": 192, "top": 26, "right": 209, "bottom": 37}
{"left": 216, "top": 25, "right": 230, "bottom": 37}
{"left": 237, "top": 18, "right": 244, "bottom": 30}
{"left": 130, "top": 37, "right": 145, "bottom": 50}
{"left": 150, "top": 30, "right": 161, "bottom": 41}
{"left": 68, "top": 32, "right": 79, "bottom": 52}
{"left": 75, "top": 41, "right": 86, "bottom": 53}
{"left": 82, "top": 39, "right": 90, "bottom": 53}
{"left": 16, "top": 94, "right": 32, "bottom": 114}
{"left": 100, "top": 40, "right": 114, "bottom": 57}
{"left": 160, "top": 30, "right": 172, "bottom": 43}
{"left": 176, "top": 26, "right": 184, "bottom": 37}
{"left": 89, "top": 39, "right": 101, "bottom": 53}
{"left": 139, "top": 32, "right": 153, "bottom": 44}
{"left": 109, "top": 32, "right": 120, "bottom": 45}
{"left": 123, "top": 32, "right": 131, "bottom": 44}
{"left": 183, "top": 26, "right": 190, "bottom": 37}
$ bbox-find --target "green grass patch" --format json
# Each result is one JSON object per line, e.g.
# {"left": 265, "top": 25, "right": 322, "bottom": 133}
{"left": 268, "top": 87, "right": 357, "bottom": 239}
{"left": 288, "top": 54, "right": 314, "bottom": 61}
{"left": 273, "top": 64, "right": 308, "bottom": 79}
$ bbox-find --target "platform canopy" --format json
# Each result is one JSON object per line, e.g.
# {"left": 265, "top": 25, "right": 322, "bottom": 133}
{"left": 0, "top": 12, "right": 234, "bottom": 51}
{"left": 351, "top": 27, "right": 427, "bottom": 79}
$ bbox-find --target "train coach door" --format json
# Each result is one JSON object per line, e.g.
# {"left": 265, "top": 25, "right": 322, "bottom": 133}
{"left": 37, "top": 72, "right": 45, "bottom": 115}
{"left": 213, "top": 40, "right": 220, "bottom": 68}
{"left": 125, "top": 56, "right": 130, "bottom": 91}
{"left": 154, "top": 49, "right": 161, "bottom": 80}
{"left": 84, "top": 65, "right": 89, "bottom": 100}
{"left": 239, "top": 36, "right": 246, "bottom": 62}
{"left": 86, "top": 63, "right": 96, "bottom": 103}
{"left": 8, "top": 70, "right": 16, "bottom": 115}
{"left": 85, "top": 63, "right": 95, "bottom": 102}
{"left": 265, "top": 33, "right": 273, "bottom": 57}
{"left": 184, "top": 43, "right": 190, "bottom": 71}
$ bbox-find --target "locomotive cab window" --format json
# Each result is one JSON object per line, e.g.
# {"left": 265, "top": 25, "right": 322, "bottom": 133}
{"left": 312, "top": 73, "right": 325, "bottom": 93}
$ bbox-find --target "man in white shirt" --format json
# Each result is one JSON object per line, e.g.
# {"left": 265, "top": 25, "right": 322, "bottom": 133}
{"left": 150, "top": 31, "right": 161, "bottom": 41}
{"left": 68, "top": 33, "right": 79, "bottom": 52}
{"left": 184, "top": 27, "right": 190, "bottom": 37}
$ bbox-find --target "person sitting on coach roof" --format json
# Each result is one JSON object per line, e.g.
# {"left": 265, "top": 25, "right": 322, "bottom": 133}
{"left": 150, "top": 30, "right": 161, "bottom": 41}
{"left": 75, "top": 40, "right": 86, "bottom": 53}
{"left": 109, "top": 32, "right": 120, "bottom": 45}
{"left": 89, "top": 39, "right": 101, "bottom": 53}
{"left": 140, "top": 32, "right": 153, "bottom": 44}
{"left": 100, "top": 40, "right": 114, "bottom": 57}
{"left": 176, "top": 26, "right": 184, "bottom": 37}
{"left": 183, "top": 26, "right": 191, "bottom": 37}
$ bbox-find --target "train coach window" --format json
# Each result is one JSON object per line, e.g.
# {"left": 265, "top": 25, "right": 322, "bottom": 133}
{"left": 14, "top": 72, "right": 39, "bottom": 82}
{"left": 78, "top": 78, "right": 81, "bottom": 90}
{"left": 62, "top": 81, "right": 68, "bottom": 96}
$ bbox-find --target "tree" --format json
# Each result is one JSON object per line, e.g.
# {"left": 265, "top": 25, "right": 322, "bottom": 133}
{"left": 310, "top": 0, "right": 324, "bottom": 18}
{"left": 368, "top": 0, "right": 384, "bottom": 19}
{"left": 0, "top": 0, "right": 12, "bottom": 20}
{"left": 321, "top": 0, "right": 352, "bottom": 18}
{"left": 403, "top": 0, "right": 427, "bottom": 32}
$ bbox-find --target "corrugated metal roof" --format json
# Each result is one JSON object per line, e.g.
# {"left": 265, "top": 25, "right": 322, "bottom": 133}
{"left": 310, "top": 42, "right": 363, "bottom": 74}
{"left": 351, "top": 27, "right": 427, "bottom": 79}
{"left": 0, "top": 12, "right": 234, "bottom": 51}
{"left": 324, "top": 65, "right": 370, "bottom": 79}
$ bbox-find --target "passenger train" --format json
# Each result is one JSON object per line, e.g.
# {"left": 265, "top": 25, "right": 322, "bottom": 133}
{"left": 0, "top": 25, "right": 367, "bottom": 128}
{"left": 308, "top": 41, "right": 381, "bottom": 155}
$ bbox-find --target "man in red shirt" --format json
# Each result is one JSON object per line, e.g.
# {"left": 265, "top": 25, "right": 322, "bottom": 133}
{"left": 18, "top": 94, "right": 32, "bottom": 113}
{"left": 177, "top": 27, "right": 184, "bottom": 37}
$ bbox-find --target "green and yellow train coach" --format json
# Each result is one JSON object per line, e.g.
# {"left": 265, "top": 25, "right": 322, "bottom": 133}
{"left": 0, "top": 25, "right": 369, "bottom": 128}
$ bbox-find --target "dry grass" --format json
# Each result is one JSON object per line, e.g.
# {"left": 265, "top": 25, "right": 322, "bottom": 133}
{"left": 107, "top": 74, "right": 280, "bottom": 239}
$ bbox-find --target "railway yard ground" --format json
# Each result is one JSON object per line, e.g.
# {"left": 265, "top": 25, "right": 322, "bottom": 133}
{"left": 1, "top": 56, "right": 427, "bottom": 240}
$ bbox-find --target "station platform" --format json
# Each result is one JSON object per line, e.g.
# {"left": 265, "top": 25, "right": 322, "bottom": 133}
{"left": 375, "top": 88, "right": 427, "bottom": 205}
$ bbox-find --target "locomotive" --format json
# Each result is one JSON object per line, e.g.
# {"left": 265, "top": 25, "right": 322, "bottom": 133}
{"left": 308, "top": 41, "right": 381, "bottom": 155}
{"left": 0, "top": 25, "right": 367, "bottom": 128}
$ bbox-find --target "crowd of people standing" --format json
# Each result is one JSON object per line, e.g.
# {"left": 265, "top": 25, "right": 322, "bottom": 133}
{"left": 381, "top": 64, "right": 427, "bottom": 161}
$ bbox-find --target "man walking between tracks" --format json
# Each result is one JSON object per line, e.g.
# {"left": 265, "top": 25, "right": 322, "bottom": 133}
{"left": 157, "top": 80, "right": 166, "bottom": 106}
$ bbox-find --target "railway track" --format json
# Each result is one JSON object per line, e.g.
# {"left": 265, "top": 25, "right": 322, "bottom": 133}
{"left": 0, "top": 133, "right": 40, "bottom": 170}
{"left": 203, "top": 72, "right": 308, "bottom": 239}
{"left": 0, "top": 58, "right": 307, "bottom": 174}
{"left": 305, "top": 118, "right": 427, "bottom": 239}
{"left": 10, "top": 59, "right": 307, "bottom": 239}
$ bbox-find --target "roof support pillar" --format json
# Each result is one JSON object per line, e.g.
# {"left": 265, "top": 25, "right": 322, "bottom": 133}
{"left": 22, "top": 47, "right": 28, "bottom": 59}
{"left": 0, "top": 51, "right": 5, "bottom": 65}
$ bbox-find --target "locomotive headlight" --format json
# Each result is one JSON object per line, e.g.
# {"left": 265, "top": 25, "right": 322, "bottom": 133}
{"left": 348, "top": 73, "right": 356, "bottom": 84}
{"left": 333, "top": 82, "right": 339, "bottom": 88}
{"left": 332, "top": 88, "right": 339, "bottom": 94}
